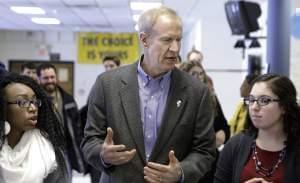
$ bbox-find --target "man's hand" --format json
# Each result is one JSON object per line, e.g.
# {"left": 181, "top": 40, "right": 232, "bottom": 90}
{"left": 144, "top": 150, "right": 182, "bottom": 183}
{"left": 244, "top": 178, "right": 273, "bottom": 183}
{"left": 100, "top": 127, "right": 136, "bottom": 165}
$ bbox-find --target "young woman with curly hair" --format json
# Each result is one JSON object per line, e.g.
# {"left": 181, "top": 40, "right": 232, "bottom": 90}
{"left": 0, "top": 73, "right": 69, "bottom": 183}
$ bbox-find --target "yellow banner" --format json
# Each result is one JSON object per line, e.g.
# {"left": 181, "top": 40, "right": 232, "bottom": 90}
{"left": 77, "top": 32, "right": 140, "bottom": 64}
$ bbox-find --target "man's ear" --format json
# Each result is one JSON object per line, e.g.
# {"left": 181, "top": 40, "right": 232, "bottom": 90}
{"left": 139, "top": 32, "right": 148, "bottom": 48}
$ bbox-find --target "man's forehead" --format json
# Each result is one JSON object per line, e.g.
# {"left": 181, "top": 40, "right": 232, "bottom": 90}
{"left": 41, "top": 68, "right": 56, "bottom": 76}
{"left": 24, "top": 68, "right": 35, "bottom": 71}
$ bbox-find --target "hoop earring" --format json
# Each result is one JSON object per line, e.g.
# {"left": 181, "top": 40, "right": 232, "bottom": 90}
{"left": 4, "top": 121, "right": 11, "bottom": 135}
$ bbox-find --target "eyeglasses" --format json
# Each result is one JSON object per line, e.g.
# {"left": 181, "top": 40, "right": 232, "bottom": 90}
{"left": 190, "top": 71, "right": 204, "bottom": 78}
{"left": 244, "top": 96, "right": 280, "bottom": 107}
{"left": 7, "top": 99, "right": 42, "bottom": 108}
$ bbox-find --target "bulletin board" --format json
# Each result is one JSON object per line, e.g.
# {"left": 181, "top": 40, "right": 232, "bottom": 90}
{"left": 8, "top": 60, "right": 74, "bottom": 95}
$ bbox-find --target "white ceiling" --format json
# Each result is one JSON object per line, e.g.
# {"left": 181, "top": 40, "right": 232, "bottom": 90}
{"left": 0, "top": 0, "right": 200, "bottom": 32}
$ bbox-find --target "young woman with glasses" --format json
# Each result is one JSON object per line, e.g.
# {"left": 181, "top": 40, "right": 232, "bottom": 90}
{"left": 214, "top": 73, "right": 300, "bottom": 183}
{"left": 0, "top": 73, "right": 69, "bottom": 183}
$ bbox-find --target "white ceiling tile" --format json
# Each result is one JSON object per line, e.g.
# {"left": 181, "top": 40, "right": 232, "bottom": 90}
{"left": 71, "top": 7, "right": 109, "bottom": 27}
{"left": 0, "top": 19, "right": 19, "bottom": 29}
{"left": 62, "top": 0, "right": 97, "bottom": 6}
{"left": 164, "top": 0, "right": 198, "bottom": 18}
{"left": 0, "top": 1, "right": 33, "bottom": 7}
{"left": 102, "top": 7, "right": 132, "bottom": 20}
{"left": 1, "top": 0, "right": 31, "bottom": 3}
{"left": 102, "top": 7, "right": 133, "bottom": 28}
{"left": 30, "top": 0, "right": 65, "bottom": 6}
{"left": 96, "top": 0, "right": 129, "bottom": 8}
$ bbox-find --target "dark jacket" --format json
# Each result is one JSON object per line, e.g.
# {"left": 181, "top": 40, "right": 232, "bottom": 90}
{"left": 58, "top": 87, "right": 85, "bottom": 173}
{"left": 44, "top": 150, "right": 70, "bottom": 183}
{"left": 0, "top": 67, "right": 8, "bottom": 79}
{"left": 214, "top": 133, "right": 300, "bottom": 183}
{"left": 81, "top": 63, "right": 216, "bottom": 183}
{"left": 214, "top": 97, "right": 230, "bottom": 142}
{"left": 80, "top": 104, "right": 101, "bottom": 183}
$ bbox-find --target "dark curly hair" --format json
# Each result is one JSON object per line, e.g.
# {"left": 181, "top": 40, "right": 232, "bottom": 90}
{"left": 0, "top": 73, "right": 67, "bottom": 177}
{"left": 245, "top": 73, "right": 300, "bottom": 153}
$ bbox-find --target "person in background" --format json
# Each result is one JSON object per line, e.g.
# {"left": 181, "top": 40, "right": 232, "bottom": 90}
{"left": 81, "top": 6, "right": 216, "bottom": 183}
{"left": 80, "top": 55, "right": 121, "bottom": 183}
{"left": 20, "top": 62, "right": 38, "bottom": 82}
{"left": 186, "top": 48, "right": 214, "bottom": 91}
{"left": 102, "top": 56, "right": 121, "bottom": 71}
{"left": 179, "top": 61, "right": 230, "bottom": 148}
{"left": 229, "top": 74, "right": 259, "bottom": 136}
{"left": 36, "top": 63, "right": 85, "bottom": 178}
{"left": 175, "top": 55, "right": 182, "bottom": 68}
{"left": 214, "top": 73, "right": 300, "bottom": 183}
{"left": 0, "top": 61, "right": 8, "bottom": 79}
{"left": 0, "top": 74, "right": 69, "bottom": 182}
{"left": 180, "top": 61, "right": 229, "bottom": 183}
{"left": 187, "top": 48, "right": 203, "bottom": 63}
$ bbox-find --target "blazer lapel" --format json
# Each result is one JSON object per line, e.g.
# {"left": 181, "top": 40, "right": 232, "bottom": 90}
{"left": 119, "top": 64, "right": 146, "bottom": 162}
{"left": 150, "top": 69, "right": 188, "bottom": 160}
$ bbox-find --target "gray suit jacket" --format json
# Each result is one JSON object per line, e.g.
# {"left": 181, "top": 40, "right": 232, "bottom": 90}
{"left": 81, "top": 62, "right": 216, "bottom": 183}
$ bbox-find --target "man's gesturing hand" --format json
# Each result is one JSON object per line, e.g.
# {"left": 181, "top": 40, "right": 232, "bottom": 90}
{"left": 100, "top": 127, "right": 136, "bottom": 165}
{"left": 144, "top": 150, "right": 182, "bottom": 183}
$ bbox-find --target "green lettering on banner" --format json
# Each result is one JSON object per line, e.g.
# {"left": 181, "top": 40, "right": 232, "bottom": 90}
{"left": 82, "top": 37, "right": 98, "bottom": 46}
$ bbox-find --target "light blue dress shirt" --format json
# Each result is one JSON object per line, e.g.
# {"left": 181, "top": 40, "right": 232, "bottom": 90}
{"left": 137, "top": 61, "right": 171, "bottom": 161}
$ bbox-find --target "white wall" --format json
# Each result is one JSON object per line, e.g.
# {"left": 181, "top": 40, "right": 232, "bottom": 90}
{"left": 291, "top": 0, "right": 300, "bottom": 100}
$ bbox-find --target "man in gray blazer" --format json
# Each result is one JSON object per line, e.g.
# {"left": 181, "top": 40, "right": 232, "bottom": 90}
{"left": 81, "top": 6, "right": 216, "bottom": 183}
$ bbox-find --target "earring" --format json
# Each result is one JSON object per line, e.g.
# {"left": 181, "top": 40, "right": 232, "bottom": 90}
{"left": 4, "top": 121, "right": 11, "bottom": 135}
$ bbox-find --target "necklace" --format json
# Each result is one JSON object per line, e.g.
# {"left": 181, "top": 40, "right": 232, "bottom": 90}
{"left": 252, "top": 142, "right": 286, "bottom": 177}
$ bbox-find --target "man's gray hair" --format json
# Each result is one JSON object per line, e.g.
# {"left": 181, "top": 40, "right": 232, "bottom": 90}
{"left": 137, "top": 6, "right": 182, "bottom": 34}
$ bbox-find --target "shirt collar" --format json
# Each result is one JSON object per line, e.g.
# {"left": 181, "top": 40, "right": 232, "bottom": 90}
{"left": 137, "top": 55, "right": 172, "bottom": 88}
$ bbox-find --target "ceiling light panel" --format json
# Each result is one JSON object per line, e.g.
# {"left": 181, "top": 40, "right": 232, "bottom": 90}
{"left": 31, "top": 17, "right": 61, "bottom": 25}
{"left": 10, "top": 6, "right": 45, "bottom": 15}
{"left": 130, "top": 2, "right": 162, "bottom": 11}
{"left": 132, "top": 14, "right": 140, "bottom": 22}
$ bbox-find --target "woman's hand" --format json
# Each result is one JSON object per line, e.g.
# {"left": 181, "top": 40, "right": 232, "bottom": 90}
{"left": 244, "top": 177, "right": 273, "bottom": 183}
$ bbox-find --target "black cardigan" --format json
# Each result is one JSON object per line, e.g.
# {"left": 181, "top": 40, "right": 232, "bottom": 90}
{"left": 214, "top": 133, "right": 300, "bottom": 183}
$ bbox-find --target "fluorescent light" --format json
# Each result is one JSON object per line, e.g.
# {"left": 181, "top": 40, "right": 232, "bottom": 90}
{"left": 10, "top": 6, "right": 45, "bottom": 15}
{"left": 133, "top": 14, "right": 140, "bottom": 22}
{"left": 130, "top": 2, "right": 162, "bottom": 11}
{"left": 31, "top": 17, "right": 61, "bottom": 25}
